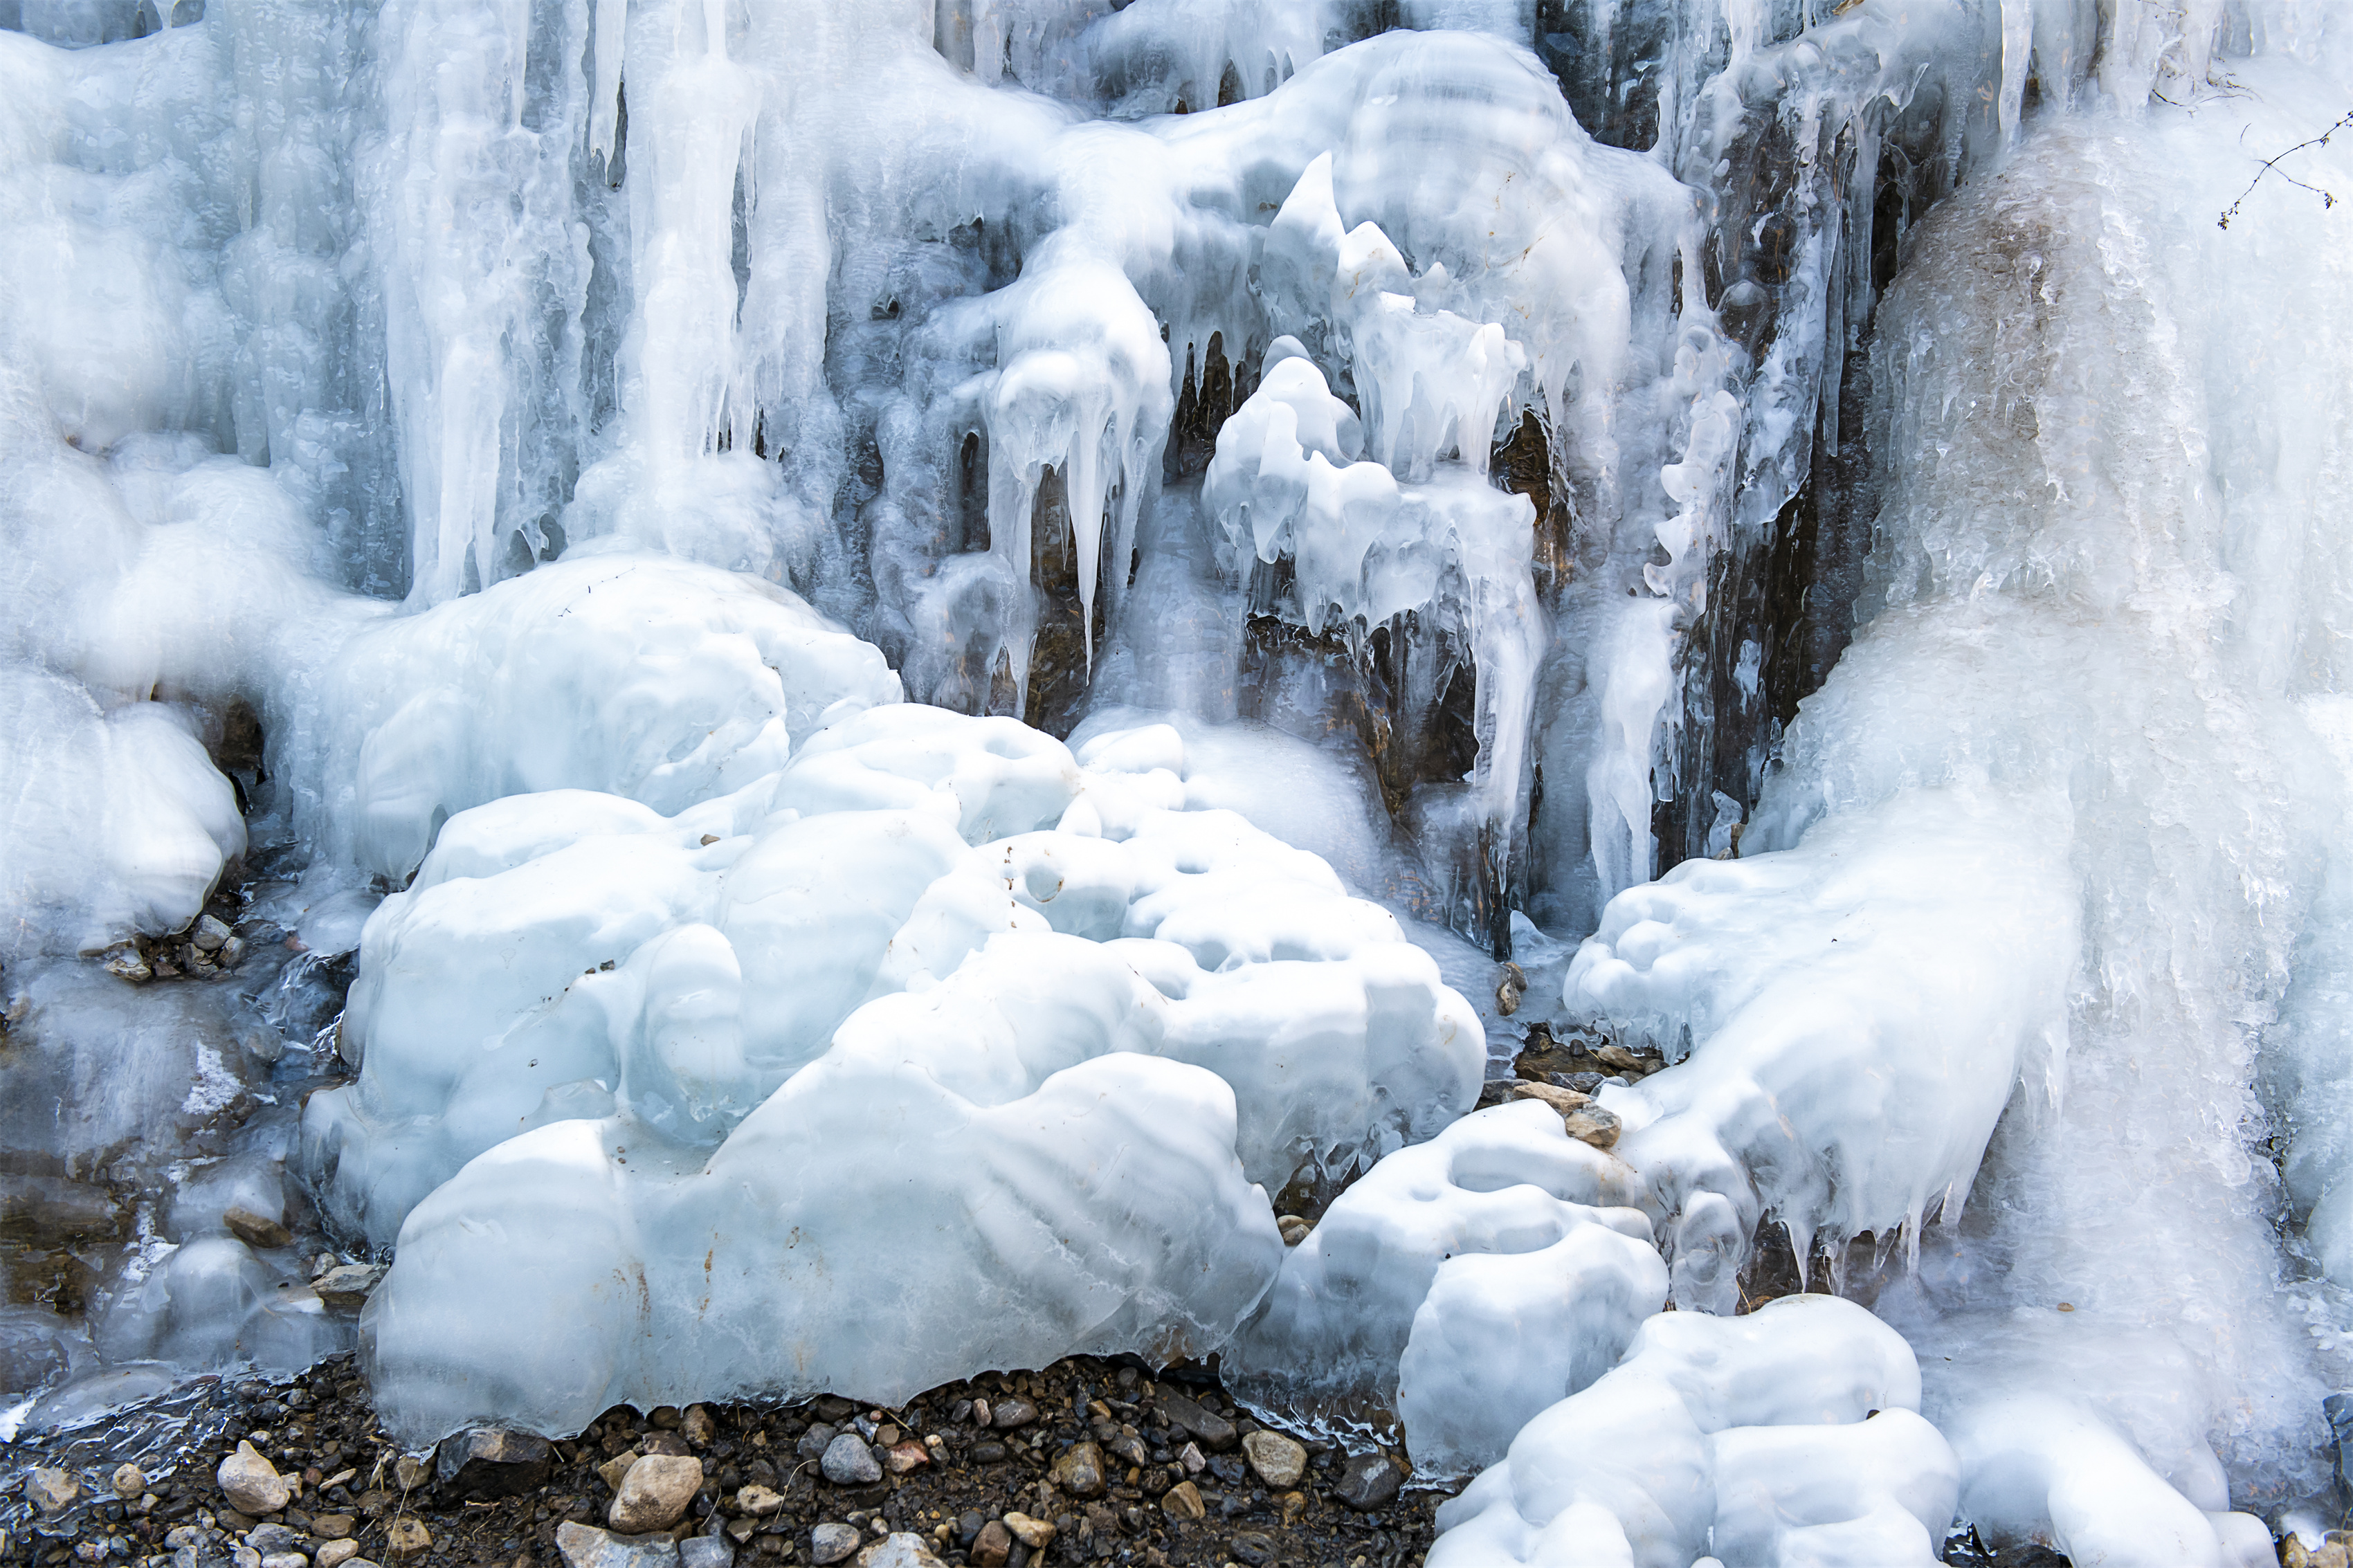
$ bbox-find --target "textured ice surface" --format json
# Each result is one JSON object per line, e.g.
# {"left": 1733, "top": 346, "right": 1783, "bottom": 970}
{"left": 1226, "top": 1102, "right": 1657, "bottom": 1473}
{"left": 1428, "top": 1295, "right": 1955, "bottom": 1568}
{"left": 332, "top": 706, "right": 1481, "bottom": 1438}
{"left": 1565, "top": 785, "right": 2078, "bottom": 1311}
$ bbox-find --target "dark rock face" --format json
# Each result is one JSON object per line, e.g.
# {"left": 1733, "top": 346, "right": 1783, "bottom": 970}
{"left": 435, "top": 1428, "right": 553, "bottom": 1499}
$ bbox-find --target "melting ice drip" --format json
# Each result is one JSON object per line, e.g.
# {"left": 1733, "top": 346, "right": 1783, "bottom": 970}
{"left": 2, "top": 1, "right": 2351, "bottom": 1565}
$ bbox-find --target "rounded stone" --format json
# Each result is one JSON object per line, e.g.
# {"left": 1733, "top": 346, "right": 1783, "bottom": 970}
{"left": 819, "top": 1432, "right": 882, "bottom": 1486}
{"left": 217, "top": 1443, "right": 291, "bottom": 1518}
{"left": 1239, "top": 1431, "right": 1307, "bottom": 1490}
{"left": 609, "top": 1452, "right": 705, "bottom": 1533}
{"left": 810, "top": 1524, "right": 862, "bottom": 1566}
{"left": 384, "top": 1517, "right": 433, "bottom": 1560}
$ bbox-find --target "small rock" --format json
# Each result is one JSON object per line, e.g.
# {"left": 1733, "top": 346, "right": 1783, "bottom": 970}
{"left": 1239, "top": 1432, "right": 1307, "bottom": 1490}
{"left": 1159, "top": 1483, "right": 1205, "bottom": 1522}
{"left": 733, "top": 1485, "right": 785, "bottom": 1517}
{"left": 557, "top": 1522, "right": 682, "bottom": 1568}
{"left": 111, "top": 1464, "right": 147, "bottom": 1499}
{"left": 819, "top": 1433, "right": 881, "bottom": 1486}
{"left": 1178, "top": 1442, "right": 1205, "bottom": 1477}
{"left": 1046, "top": 1442, "right": 1105, "bottom": 1499}
{"left": 969, "top": 1441, "right": 1007, "bottom": 1466}
{"left": 315, "top": 1542, "right": 360, "bottom": 1568}
{"left": 218, "top": 934, "right": 248, "bottom": 969}
{"left": 1276, "top": 1216, "right": 1311, "bottom": 1247}
{"left": 233, "top": 1544, "right": 263, "bottom": 1568}
{"left": 968, "top": 1399, "right": 991, "bottom": 1428}
{"left": 678, "top": 1537, "right": 732, "bottom": 1568}
{"left": 1151, "top": 1391, "right": 1236, "bottom": 1452}
{"left": 989, "top": 1398, "right": 1038, "bottom": 1431}
{"left": 598, "top": 1451, "right": 642, "bottom": 1491}
{"left": 812, "top": 1396, "right": 857, "bottom": 1422}
{"left": 681, "top": 1406, "right": 716, "bottom": 1447}
{"left": 853, "top": 1535, "right": 943, "bottom": 1568}
{"left": 1278, "top": 1492, "right": 1307, "bottom": 1529}
{"left": 999, "top": 1514, "right": 1054, "bottom": 1551}
{"left": 873, "top": 1424, "right": 900, "bottom": 1448}
{"left": 1592, "top": 1043, "right": 1648, "bottom": 1075}
{"left": 436, "top": 1428, "right": 552, "bottom": 1499}
{"left": 249, "top": 1526, "right": 302, "bottom": 1555}
{"left": 261, "top": 1553, "right": 307, "bottom": 1568}
{"left": 313, "top": 1264, "right": 386, "bottom": 1309}
{"left": 810, "top": 1525, "right": 862, "bottom": 1567}
{"left": 384, "top": 1517, "right": 432, "bottom": 1560}
{"left": 28, "top": 1466, "right": 80, "bottom": 1515}
{"left": 967, "top": 1522, "right": 1011, "bottom": 1568}
{"left": 882, "top": 1441, "right": 929, "bottom": 1476}
{"left": 1228, "top": 1533, "right": 1275, "bottom": 1567}
{"left": 1333, "top": 1452, "right": 1403, "bottom": 1511}
{"left": 1507, "top": 1080, "right": 1590, "bottom": 1115}
{"left": 392, "top": 1455, "right": 431, "bottom": 1493}
{"left": 1562, "top": 1103, "right": 1621, "bottom": 1150}
{"left": 219, "top": 1443, "right": 292, "bottom": 1517}
{"left": 311, "top": 1516, "right": 356, "bottom": 1541}
{"left": 794, "top": 1426, "right": 836, "bottom": 1464}
{"left": 610, "top": 1455, "right": 705, "bottom": 1533}
{"left": 102, "top": 945, "right": 151, "bottom": 983}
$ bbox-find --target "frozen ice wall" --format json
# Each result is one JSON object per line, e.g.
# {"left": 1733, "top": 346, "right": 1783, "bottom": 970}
{"left": 6, "top": 0, "right": 2353, "bottom": 1558}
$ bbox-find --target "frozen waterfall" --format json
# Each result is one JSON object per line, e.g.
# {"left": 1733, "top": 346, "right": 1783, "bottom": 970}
{"left": 3, "top": 0, "right": 2350, "bottom": 1563}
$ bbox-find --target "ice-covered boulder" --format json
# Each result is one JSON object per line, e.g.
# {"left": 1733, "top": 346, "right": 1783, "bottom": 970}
{"left": 1563, "top": 785, "right": 2078, "bottom": 1311}
{"left": 298, "top": 549, "right": 902, "bottom": 881}
{"left": 1225, "top": 1101, "right": 1659, "bottom": 1471}
{"left": 1427, "top": 1295, "right": 1958, "bottom": 1568}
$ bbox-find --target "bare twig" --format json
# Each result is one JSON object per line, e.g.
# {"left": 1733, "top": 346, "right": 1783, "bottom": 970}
{"left": 2219, "top": 107, "right": 2353, "bottom": 229}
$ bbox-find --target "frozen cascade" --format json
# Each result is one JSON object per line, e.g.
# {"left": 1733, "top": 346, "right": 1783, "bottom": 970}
{"left": 2, "top": 0, "right": 2352, "bottom": 1563}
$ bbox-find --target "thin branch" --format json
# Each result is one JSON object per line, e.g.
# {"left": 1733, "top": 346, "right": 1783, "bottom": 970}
{"left": 2219, "top": 107, "right": 2352, "bottom": 229}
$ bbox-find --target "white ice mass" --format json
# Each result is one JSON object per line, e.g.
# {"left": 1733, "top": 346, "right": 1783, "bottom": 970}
{"left": 2, "top": 0, "right": 2351, "bottom": 1562}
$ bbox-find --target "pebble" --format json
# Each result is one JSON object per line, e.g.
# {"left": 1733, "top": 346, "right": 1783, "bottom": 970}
{"left": 248, "top": 1525, "right": 301, "bottom": 1555}
{"left": 1276, "top": 1216, "right": 1311, "bottom": 1247}
{"left": 853, "top": 1534, "right": 944, "bottom": 1568}
{"left": 1000, "top": 1513, "right": 1055, "bottom": 1550}
{"left": 1179, "top": 1441, "right": 1206, "bottom": 1476}
{"left": 733, "top": 1484, "right": 785, "bottom": 1517}
{"left": 597, "top": 1451, "right": 642, "bottom": 1491}
{"left": 558, "top": 1522, "right": 682, "bottom": 1568}
{"left": 311, "top": 1515, "right": 356, "bottom": 1541}
{"left": 1228, "top": 1533, "right": 1275, "bottom": 1567}
{"left": 810, "top": 1523, "right": 862, "bottom": 1566}
{"left": 682, "top": 1405, "right": 716, "bottom": 1446}
{"left": 218, "top": 1441, "right": 292, "bottom": 1517}
{"left": 819, "top": 1432, "right": 882, "bottom": 1486}
{"left": 1239, "top": 1431, "right": 1307, "bottom": 1490}
{"left": 436, "top": 1428, "right": 553, "bottom": 1499}
{"left": 968, "top": 1520, "right": 1011, "bottom": 1568}
{"left": 609, "top": 1454, "right": 705, "bottom": 1533}
{"left": 988, "top": 1398, "right": 1038, "bottom": 1431}
{"left": 1334, "top": 1452, "right": 1403, "bottom": 1512}
{"left": 28, "top": 1466, "right": 80, "bottom": 1515}
{"left": 260, "top": 1553, "right": 308, "bottom": 1568}
{"left": 1152, "top": 1389, "right": 1237, "bottom": 1452}
{"left": 384, "top": 1517, "right": 433, "bottom": 1560}
{"left": 111, "top": 1463, "right": 147, "bottom": 1499}
{"left": 1046, "top": 1440, "right": 1106, "bottom": 1499}
{"left": 1159, "top": 1482, "right": 1206, "bottom": 1521}
{"left": 392, "top": 1455, "right": 432, "bottom": 1492}
{"left": 1562, "top": 1103, "right": 1621, "bottom": 1149}
{"left": 315, "top": 1542, "right": 360, "bottom": 1568}
{"left": 313, "top": 1264, "right": 387, "bottom": 1309}
{"left": 678, "top": 1535, "right": 733, "bottom": 1568}
{"left": 883, "top": 1441, "right": 931, "bottom": 1475}
{"left": 796, "top": 1425, "right": 838, "bottom": 1464}
{"left": 223, "top": 1205, "right": 293, "bottom": 1249}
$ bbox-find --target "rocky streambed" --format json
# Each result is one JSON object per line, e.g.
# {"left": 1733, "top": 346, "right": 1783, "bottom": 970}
{"left": 2, "top": 1356, "right": 1450, "bottom": 1568}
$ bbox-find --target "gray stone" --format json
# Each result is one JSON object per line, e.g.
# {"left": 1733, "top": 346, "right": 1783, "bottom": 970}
{"left": 27, "top": 1466, "right": 80, "bottom": 1515}
{"left": 315, "top": 1542, "right": 359, "bottom": 1568}
{"left": 1239, "top": 1432, "right": 1307, "bottom": 1490}
{"left": 261, "top": 1553, "right": 309, "bottom": 1568}
{"left": 677, "top": 1536, "right": 733, "bottom": 1568}
{"left": 192, "top": 916, "right": 233, "bottom": 951}
{"left": 853, "top": 1535, "right": 944, "bottom": 1568}
{"left": 988, "top": 1398, "right": 1038, "bottom": 1431}
{"left": 819, "top": 1432, "right": 881, "bottom": 1486}
{"left": 435, "top": 1428, "right": 552, "bottom": 1499}
{"left": 1333, "top": 1451, "right": 1403, "bottom": 1511}
{"left": 217, "top": 1443, "right": 291, "bottom": 1517}
{"left": 1151, "top": 1390, "right": 1236, "bottom": 1452}
{"left": 795, "top": 1425, "right": 838, "bottom": 1464}
{"left": 609, "top": 1454, "right": 704, "bottom": 1533}
{"left": 1228, "top": 1533, "right": 1275, "bottom": 1567}
{"left": 111, "top": 1464, "right": 147, "bottom": 1499}
{"left": 246, "top": 1526, "right": 300, "bottom": 1555}
{"left": 1562, "top": 1103, "right": 1621, "bottom": 1150}
{"left": 312, "top": 1264, "right": 385, "bottom": 1309}
{"left": 557, "top": 1522, "right": 682, "bottom": 1568}
{"left": 809, "top": 1524, "right": 861, "bottom": 1566}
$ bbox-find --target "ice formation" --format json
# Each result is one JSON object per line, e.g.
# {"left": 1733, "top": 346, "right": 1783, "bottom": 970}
{"left": 4, "top": 0, "right": 2353, "bottom": 1562}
